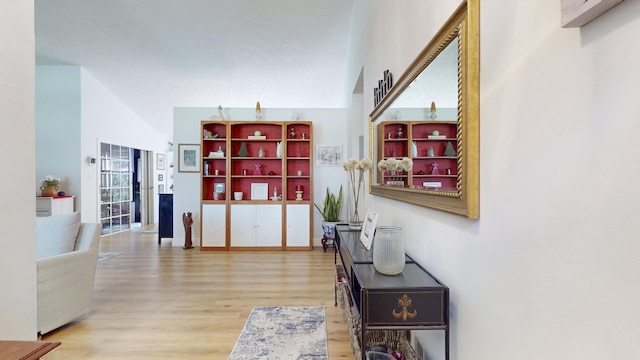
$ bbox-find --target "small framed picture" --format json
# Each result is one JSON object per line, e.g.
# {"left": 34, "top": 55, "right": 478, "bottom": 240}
{"left": 156, "top": 153, "right": 165, "bottom": 170}
{"left": 360, "top": 209, "right": 378, "bottom": 250}
{"left": 158, "top": 184, "right": 165, "bottom": 193}
{"left": 251, "top": 183, "right": 269, "bottom": 200}
{"left": 178, "top": 144, "right": 200, "bottom": 173}
{"left": 158, "top": 174, "right": 163, "bottom": 181}
{"left": 316, "top": 144, "right": 343, "bottom": 166}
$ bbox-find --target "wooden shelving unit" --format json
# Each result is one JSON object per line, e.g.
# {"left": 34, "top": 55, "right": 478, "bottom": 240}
{"left": 377, "top": 120, "right": 458, "bottom": 190}
{"left": 200, "top": 120, "right": 313, "bottom": 250}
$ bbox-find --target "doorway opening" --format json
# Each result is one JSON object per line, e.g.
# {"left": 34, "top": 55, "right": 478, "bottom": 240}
{"left": 100, "top": 143, "right": 153, "bottom": 235}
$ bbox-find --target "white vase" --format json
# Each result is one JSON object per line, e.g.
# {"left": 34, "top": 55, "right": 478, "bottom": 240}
{"left": 373, "top": 226, "right": 405, "bottom": 275}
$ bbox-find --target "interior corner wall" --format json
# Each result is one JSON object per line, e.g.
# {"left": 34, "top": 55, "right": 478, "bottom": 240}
{"left": 0, "top": 0, "right": 37, "bottom": 339}
{"left": 172, "top": 107, "right": 348, "bottom": 247}
{"left": 347, "top": 1, "right": 640, "bottom": 359}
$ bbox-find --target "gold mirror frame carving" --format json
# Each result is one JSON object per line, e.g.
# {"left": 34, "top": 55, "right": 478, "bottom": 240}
{"left": 369, "top": 0, "right": 479, "bottom": 219}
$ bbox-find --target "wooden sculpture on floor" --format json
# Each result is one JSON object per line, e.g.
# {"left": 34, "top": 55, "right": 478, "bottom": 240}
{"left": 182, "top": 212, "right": 193, "bottom": 250}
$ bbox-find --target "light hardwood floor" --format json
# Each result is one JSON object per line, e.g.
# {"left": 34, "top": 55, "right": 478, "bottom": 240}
{"left": 41, "top": 226, "right": 355, "bottom": 359}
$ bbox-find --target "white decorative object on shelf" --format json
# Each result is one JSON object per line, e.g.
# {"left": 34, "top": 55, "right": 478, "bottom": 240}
{"left": 209, "top": 146, "right": 225, "bottom": 158}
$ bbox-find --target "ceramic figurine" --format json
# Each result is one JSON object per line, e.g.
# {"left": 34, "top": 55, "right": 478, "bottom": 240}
{"left": 254, "top": 163, "right": 262, "bottom": 175}
{"left": 290, "top": 126, "right": 296, "bottom": 139}
{"left": 431, "top": 162, "right": 440, "bottom": 175}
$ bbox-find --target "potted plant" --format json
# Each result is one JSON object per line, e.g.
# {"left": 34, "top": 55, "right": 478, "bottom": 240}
{"left": 40, "top": 175, "right": 61, "bottom": 197}
{"left": 314, "top": 185, "right": 343, "bottom": 250}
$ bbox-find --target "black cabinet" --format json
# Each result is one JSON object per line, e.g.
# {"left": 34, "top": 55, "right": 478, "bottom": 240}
{"left": 158, "top": 193, "right": 173, "bottom": 244}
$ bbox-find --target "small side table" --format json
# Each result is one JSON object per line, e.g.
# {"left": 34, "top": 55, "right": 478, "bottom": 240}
{"left": 0, "top": 341, "right": 61, "bottom": 360}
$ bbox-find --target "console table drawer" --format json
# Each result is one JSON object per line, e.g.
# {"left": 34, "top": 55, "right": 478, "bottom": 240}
{"left": 364, "top": 290, "right": 446, "bottom": 326}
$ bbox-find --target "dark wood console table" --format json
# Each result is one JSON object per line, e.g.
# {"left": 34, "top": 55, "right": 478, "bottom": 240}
{"left": 334, "top": 224, "right": 449, "bottom": 360}
{"left": 0, "top": 341, "right": 60, "bottom": 360}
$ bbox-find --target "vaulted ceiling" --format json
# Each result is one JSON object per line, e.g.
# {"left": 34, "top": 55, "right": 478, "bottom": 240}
{"left": 35, "top": 0, "right": 354, "bottom": 136}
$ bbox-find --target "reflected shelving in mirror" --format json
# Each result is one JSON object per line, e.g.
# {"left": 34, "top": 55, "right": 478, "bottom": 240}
{"left": 369, "top": 0, "right": 479, "bottom": 219}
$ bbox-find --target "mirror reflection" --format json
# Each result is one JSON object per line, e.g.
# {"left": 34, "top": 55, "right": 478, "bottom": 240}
{"left": 368, "top": 1, "right": 479, "bottom": 218}
{"left": 372, "top": 37, "right": 459, "bottom": 190}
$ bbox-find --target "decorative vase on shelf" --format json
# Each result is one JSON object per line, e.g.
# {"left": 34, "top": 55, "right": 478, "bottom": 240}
{"left": 347, "top": 180, "right": 365, "bottom": 230}
{"left": 373, "top": 226, "right": 405, "bottom": 275}
{"left": 40, "top": 185, "right": 58, "bottom": 197}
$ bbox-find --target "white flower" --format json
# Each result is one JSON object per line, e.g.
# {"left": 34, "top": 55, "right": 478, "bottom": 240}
{"left": 41, "top": 175, "right": 60, "bottom": 186}
{"left": 378, "top": 159, "right": 388, "bottom": 172}
{"left": 358, "top": 158, "right": 373, "bottom": 172}
{"left": 343, "top": 158, "right": 372, "bottom": 224}
{"left": 343, "top": 158, "right": 359, "bottom": 171}
{"left": 387, "top": 158, "right": 401, "bottom": 171}
{"left": 400, "top": 157, "right": 413, "bottom": 171}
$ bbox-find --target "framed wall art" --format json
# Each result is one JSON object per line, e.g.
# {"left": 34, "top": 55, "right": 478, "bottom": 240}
{"left": 178, "top": 144, "right": 200, "bottom": 173}
{"left": 156, "top": 153, "right": 166, "bottom": 170}
{"left": 251, "top": 183, "right": 269, "bottom": 200}
{"left": 316, "top": 144, "right": 343, "bottom": 166}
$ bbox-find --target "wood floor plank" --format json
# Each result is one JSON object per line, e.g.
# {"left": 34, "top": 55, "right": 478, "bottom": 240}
{"left": 41, "top": 227, "right": 355, "bottom": 359}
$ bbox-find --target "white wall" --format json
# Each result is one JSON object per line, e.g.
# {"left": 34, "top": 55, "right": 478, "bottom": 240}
{"left": 80, "top": 68, "right": 170, "bottom": 224}
{"left": 36, "top": 66, "right": 81, "bottom": 207}
{"left": 36, "top": 65, "right": 170, "bottom": 224}
{"left": 348, "top": 0, "right": 640, "bottom": 359}
{"left": 0, "top": 0, "right": 37, "bottom": 339}
{"left": 173, "top": 107, "right": 348, "bottom": 247}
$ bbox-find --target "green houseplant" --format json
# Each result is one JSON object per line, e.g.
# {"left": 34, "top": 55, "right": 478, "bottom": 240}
{"left": 314, "top": 185, "right": 343, "bottom": 222}
{"left": 314, "top": 186, "right": 343, "bottom": 250}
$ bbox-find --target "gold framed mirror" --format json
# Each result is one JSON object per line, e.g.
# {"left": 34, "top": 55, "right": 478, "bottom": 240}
{"left": 369, "top": 0, "right": 479, "bottom": 219}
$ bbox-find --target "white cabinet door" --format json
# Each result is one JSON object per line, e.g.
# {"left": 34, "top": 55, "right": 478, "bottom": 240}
{"left": 286, "top": 204, "right": 310, "bottom": 247}
{"left": 230, "top": 204, "right": 282, "bottom": 247}
{"left": 256, "top": 205, "right": 282, "bottom": 247}
{"left": 201, "top": 204, "right": 226, "bottom": 247}
{"left": 230, "top": 205, "right": 257, "bottom": 247}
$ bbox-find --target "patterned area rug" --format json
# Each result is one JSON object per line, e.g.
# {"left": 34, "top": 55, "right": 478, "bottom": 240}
{"left": 229, "top": 306, "right": 328, "bottom": 360}
{"left": 97, "top": 252, "right": 122, "bottom": 262}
